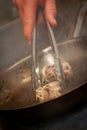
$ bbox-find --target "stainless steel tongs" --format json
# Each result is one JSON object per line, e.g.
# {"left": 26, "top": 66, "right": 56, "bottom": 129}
{"left": 32, "top": 8, "right": 66, "bottom": 92}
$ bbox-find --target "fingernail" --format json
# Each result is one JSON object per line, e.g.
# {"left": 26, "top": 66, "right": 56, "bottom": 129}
{"left": 52, "top": 18, "right": 58, "bottom": 26}
{"left": 28, "top": 39, "right": 32, "bottom": 45}
{"left": 26, "top": 35, "right": 32, "bottom": 45}
{"left": 28, "top": 41, "right": 31, "bottom": 45}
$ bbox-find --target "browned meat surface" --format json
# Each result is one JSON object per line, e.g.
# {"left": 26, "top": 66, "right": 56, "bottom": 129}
{"left": 41, "top": 65, "right": 58, "bottom": 84}
{"left": 40, "top": 61, "right": 73, "bottom": 84}
{"left": 36, "top": 61, "right": 72, "bottom": 103}
{"left": 36, "top": 81, "right": 62, "bottom": 103}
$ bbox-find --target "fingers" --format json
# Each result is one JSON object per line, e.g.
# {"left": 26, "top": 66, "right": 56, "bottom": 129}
{"left": 13, "top": 0, "right": 22, "bottom": 9}
{"left": 13, "top": 0, "right": 38, "bottom": 44}
{"left": 38, "top": 0, "right": 45, "bottom": 7}
{"left": 22, "top": 0, "right": 38, "bottom": 43}
{"left": 13, "top": 0, "right": 57, "bottom": 44}
{"left": 13, "top": 0, "right": 23, "bottom": 20}
{"left": 45, "top": 0, "right": 57, "bottom": 26}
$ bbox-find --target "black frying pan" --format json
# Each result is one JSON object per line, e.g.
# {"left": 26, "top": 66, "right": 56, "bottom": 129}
{"left": 0, "top": 37, "right": 87, "bottom": 108}
{"left": 0, "top": 37, "right": 87, "bottom": 125}
{"left": 0, "top": 2, "right": 87, "bottom": 124}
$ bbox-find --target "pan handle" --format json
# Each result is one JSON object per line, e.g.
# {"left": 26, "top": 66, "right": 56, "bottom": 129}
{"left": 69, "top": 2, "right": 87, "bottom": 38}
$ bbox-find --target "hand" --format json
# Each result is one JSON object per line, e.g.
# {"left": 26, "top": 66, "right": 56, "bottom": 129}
{"left": 13, "top": 0, "right": 57, "bottom": 44}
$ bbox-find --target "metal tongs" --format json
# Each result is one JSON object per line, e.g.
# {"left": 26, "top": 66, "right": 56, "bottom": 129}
{"left": 32, "top": 8, "right": 66, "bottom": 93}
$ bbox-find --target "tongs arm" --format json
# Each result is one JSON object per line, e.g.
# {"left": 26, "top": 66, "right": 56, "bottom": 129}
{"left": 40, "top": 8, "right": 65, "bottom": 82}
{"left": 46, "top": 20, "right": 65, "bottom": 81}
{"left": 32, "top": 7, "right": 65, "bottom": 90}
{"left": 32, "top": 26, "right": 37, "bottom": 90}
{"left": 32, "top": 15, "right": 41, "bottom": 90}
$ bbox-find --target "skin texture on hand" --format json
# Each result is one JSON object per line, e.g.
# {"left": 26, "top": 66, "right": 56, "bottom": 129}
{"left": 13, "top": 0, "right": 57, "bottom": 44}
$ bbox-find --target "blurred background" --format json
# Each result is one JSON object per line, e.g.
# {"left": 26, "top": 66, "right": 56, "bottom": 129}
{"left": 0, "top": 0, "right": 18, "bottom": 27}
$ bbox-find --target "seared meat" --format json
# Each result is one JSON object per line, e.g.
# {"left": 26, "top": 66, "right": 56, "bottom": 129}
{"left": 36, "top": 61, "right": 72, "bottom": 103}
{"left": 41, "top": 65, "right": 58, "bottom": 84}
{"left": 36, "top": 81, "right": 62, "bottom": 103}
{"left": 40, "top": 61, "right": 72, "bottom": 84}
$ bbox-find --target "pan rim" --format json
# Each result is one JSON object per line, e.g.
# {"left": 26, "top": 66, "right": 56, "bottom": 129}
{"left": 1, "top": 36, "right": 87, "bottom": 74}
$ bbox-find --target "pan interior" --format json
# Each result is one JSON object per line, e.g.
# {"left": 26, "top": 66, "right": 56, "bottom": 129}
{"left": 0, "top": 38, "right": 87, "bottom": 110}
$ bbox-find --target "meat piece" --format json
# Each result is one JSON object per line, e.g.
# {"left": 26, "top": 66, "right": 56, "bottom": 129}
{"left": 41, "top": 65, "right": 58, "bottom": 83}
{"left": 40, "top": 61, "right": 73, "bottom": 84}
{"left": 36, "top": 81, "right": 62, "bottom": 103}
{"left": 36, "top": 61, "right": 72, "bottom": 103}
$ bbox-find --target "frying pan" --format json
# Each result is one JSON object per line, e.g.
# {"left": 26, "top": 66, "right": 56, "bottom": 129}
{"left": 0, "top": 2, "right": 87, "bottom": 122}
